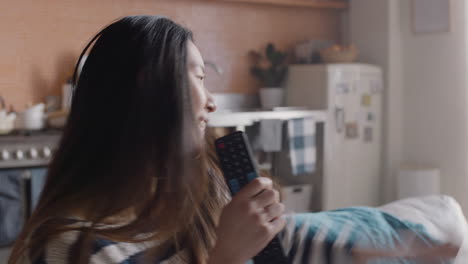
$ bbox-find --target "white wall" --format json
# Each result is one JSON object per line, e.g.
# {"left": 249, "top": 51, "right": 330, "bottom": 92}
{"left": 348, "top": 0, "right": 403, "bottom": 204}
{"left": 400, "top": 0, "right": 468, "bottom": 213}
{"left": 349, "top": 0, "right": 468, "bottom": 213}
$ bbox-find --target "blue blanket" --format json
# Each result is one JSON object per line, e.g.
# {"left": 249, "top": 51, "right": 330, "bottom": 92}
{"left": 279, "top": 207, "right": 451, "bottom": 264}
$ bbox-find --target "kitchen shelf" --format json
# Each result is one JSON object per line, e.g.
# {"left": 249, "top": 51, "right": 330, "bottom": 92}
{"left": 210, "top": 0, "right": 348, "bottom": 9}
{"left": 208, "top": 109, "right": 327, "bottom": 128}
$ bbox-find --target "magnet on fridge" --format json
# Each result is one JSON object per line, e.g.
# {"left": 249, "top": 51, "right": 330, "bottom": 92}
{"left": 364, "top": 127, "right": 373, "bottom": 143}
{"left": 345, "top": 122, "right": 359, "bottom": 139}
{"left": 362, "top": 94, "right": 372, "bottom": 107}
{"left": 368, "top": 112, "right": 375, "bottom": 122}
{"left": 336, "top": 83, "right": 350, "bottom": 94}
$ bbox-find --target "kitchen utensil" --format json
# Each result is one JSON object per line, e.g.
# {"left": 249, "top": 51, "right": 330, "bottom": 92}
{"left": 47, "top": 110, "right": 68, "bottom": 129}
{"left": 15, "top": 103, "right": 45, "bottom": 131}
{"left": 0, "top": 96, "right": 16, "bottom": 135}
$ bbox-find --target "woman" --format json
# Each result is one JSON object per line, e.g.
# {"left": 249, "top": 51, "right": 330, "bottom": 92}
{"left": 9, "top": 15, "right": 285, "bottom": 264}
{"left": 8, "top": 15, "right": 459, "bottom": 264}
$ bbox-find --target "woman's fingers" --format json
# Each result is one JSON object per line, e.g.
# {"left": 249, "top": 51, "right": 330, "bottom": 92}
{"left": 235, "top": 177, "right": 283, "bottom": 223}
{"left": 214, "top": 176, "right": 287, "bottom": 263}
{"left": 253, "top": 188, "right": 280, "bottom": 208}
{"left": 235, "top": 177, "right": 273, "bottom": 199}
{"left": 264, "top": 202, "right": 285, "bottom": 222}
{"left": 270, "top": 214, "right": 287, "bottom": 234}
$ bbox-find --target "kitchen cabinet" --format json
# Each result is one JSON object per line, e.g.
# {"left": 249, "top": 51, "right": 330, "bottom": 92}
{"left": 208, "top": 0, "right": 348, "bottom": 9}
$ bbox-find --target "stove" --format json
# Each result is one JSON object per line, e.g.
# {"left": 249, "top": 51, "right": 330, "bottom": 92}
{"left": 0, "top": 130, "right": 61, "bottom": 169}
{"left": 0, "top": 130, "right": 62, "bottom": 251}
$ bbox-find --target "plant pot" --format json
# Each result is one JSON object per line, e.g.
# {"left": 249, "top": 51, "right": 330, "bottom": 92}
{"left": 259, "top": 87, "right": 284, "bottom": 109}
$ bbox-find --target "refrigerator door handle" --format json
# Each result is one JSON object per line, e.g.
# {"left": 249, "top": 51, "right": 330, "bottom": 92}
{"left": 335, "top": 107, "right": 345, "bottom": 133}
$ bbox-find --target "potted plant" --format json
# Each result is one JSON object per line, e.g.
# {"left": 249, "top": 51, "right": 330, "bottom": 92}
{"left": 249, "top": 43, "right": 288, "bottom": 109}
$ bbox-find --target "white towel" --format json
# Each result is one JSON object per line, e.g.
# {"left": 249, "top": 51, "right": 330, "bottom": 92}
{"left": 259, "top": 119, "right": 283, "bottom": 152}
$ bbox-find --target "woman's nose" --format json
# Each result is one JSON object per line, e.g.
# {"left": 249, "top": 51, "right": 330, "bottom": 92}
{"left": 206, "top": 91, "right": 217, "bottom": 113}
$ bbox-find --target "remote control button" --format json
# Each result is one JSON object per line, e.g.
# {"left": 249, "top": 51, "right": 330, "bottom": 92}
{"left": 228, "top": 179, "right": 241, "bottom": 194}
{"left": 217, "top": 143, "right": 225, "bottom": 149}
{"left": 246, "top": 172, "right": 257, "bottom": 182}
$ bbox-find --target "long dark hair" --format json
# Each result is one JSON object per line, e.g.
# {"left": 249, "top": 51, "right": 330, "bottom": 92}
{"left": 9, "top": 15, "right": 227, "bottom": 264}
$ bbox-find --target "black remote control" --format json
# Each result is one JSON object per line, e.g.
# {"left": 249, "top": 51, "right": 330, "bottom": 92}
{"left": 215, "top": 131, "right": 288, "bottom": 264}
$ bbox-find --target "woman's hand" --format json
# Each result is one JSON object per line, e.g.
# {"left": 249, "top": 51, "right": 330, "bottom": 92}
{"left": 208, "top": 177, "right": 286, "bottom": 264}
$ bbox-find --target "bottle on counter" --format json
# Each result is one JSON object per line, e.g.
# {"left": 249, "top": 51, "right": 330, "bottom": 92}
{"left": 62, "top": 78, "right": 73, "bottom": 110}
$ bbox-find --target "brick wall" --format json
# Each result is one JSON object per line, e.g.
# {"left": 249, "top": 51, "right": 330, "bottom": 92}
{"left": 0, "top": 0, "right": 340, "bottom": 110}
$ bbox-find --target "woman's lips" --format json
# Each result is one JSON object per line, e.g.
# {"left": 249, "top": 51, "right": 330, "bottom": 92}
{"left": 199, "top": 117, "right": 208, "bottom": 130}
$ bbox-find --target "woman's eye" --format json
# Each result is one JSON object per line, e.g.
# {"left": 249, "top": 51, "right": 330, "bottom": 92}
{"left": 197, "top": 75, "right": 205, "bottom": 81}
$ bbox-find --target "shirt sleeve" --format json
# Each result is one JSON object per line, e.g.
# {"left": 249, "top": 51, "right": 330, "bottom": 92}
{"left": 39, "top": 230, "right": 80, "bottom": 264}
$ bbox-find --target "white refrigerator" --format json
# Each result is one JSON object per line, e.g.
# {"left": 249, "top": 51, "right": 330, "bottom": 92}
{"left": 286, "top": 64, "right": 383, "bottom": 210}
